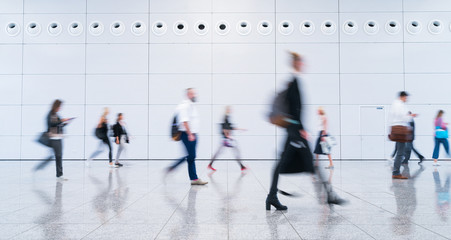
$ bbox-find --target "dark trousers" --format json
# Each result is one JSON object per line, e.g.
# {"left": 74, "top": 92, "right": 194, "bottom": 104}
{"left": 50, "top": 139, "right": 63, "bottom": 177}
{"left": 170, "top": 132, "right": 198, "bottom": 180}
{"left": 392, "top": 142, "right": 424, "bottom": 161}
{"left": 393, "top": 142, "right": 409, "bottom": 175}
{"left": 90, "top": 138, "right": 113, "bottom": 162}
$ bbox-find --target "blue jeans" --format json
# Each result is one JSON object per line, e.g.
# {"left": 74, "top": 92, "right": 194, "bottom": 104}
{"left": 433, "top": 138, "right": 449, "bottom": 159}
{"left": 170, "top": 132, "right": 198, "bottom": 180}
{"left": 393, "top": 142, "right": 406, "bottom": 176}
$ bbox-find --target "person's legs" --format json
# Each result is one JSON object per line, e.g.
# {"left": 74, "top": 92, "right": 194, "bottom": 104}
{"left": 169, "top": 132, "right": 189, "bottom": 170}
{"left": 209, "top": 143, "right": 224, "bottom": 168}
{"left": 411, "top": 144, "right": 424, "bottom": 160}
{"left": 52, "top": 140, "right": 63, "bottom": 177}
{"left": 232, "top": 140, "right": 245, "bottom": 169}
{"left": 433, "top": 138, "right": 440, "bottom": 162}
{"left": 327, "top": 154, "right": 334, "bottom": 167}
{"left": 104, "top": 138, "right": 113, "bottom": 163}
{"left": 393, "top": 142, "right": 406, "bottom": 176}
{"left": 391, "top": 147, "right": 397, "bottom": 158}
{"left": 403, "top": 142, "right": 413, "bottom": 164}
{"left": 444, "top": 139, "right": 449, "bottom": 156}
{"left": 186, "top": 134, "right": 198, "bottom": 180}
{"left": 89, "top": 141, "right": 105, "bottom": 160}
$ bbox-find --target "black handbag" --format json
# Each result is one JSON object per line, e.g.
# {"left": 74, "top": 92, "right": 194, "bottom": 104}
{"left": 171, "top": 115, "right": 181, "bottom": 141}
{"left": 37, "top": 132, "right": 51, "bottom": 147}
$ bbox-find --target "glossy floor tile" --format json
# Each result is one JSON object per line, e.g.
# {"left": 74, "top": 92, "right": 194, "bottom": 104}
{"left": 1, "top": 160, "right": 451, "bottom": 240}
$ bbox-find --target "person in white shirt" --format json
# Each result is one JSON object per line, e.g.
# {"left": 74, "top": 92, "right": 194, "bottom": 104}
{"left": 389, "top": 91, "right": 416, "bottom": 179}
{"left": 167, "top": 88, "right": 207, "bottom": 185}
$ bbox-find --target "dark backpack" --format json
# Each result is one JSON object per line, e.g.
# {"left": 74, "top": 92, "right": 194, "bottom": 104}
{"left": 269, "top": 89, "right": 292, "bottom": 128}
{"left": 171, "top": 115, "right": 181, "bottom": 141}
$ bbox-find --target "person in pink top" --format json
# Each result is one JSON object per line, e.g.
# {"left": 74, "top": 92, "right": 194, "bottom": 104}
{"left": 433, "top": 110, "right": 449, "bottom": 166}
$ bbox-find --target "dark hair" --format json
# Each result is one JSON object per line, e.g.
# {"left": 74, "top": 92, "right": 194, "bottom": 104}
{"left": 399, "top": 91, "right": 409, "bottom": 97}
{"left": 437, "top": 110, "right": 444, "bottom": 119}
{"left": 117, "top": 113, "right": 122, "bottom": 121}
{"left": 51, "top": 99, "right": 62, "bottom": 114}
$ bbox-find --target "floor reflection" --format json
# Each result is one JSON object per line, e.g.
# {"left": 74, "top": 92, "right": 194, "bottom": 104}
{"left": 433, "top": 168, "right": 450, "bottom": 222}
{"left": 33, "top": 181, "right": 65, "bottom": 238}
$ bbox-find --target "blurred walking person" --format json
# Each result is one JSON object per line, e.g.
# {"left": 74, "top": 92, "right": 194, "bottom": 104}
{"left": 87, "top": 108, "right": 114, "bottom": 167}
{"left": 266, "top": 52, "right": 346, "bottom": 211}
{"left": 208, "top": 106, "right": 247, "bottom": 171}
{"left": 36, "top": 100, "right": 73, "bottom": 180}
{"left": 166, "top": 88, "right": 208, "bottom": 185}
{"left": 113, "top": 113, "right": 128, "bottom": 167}
{"left": 433, "top": 110, "right": 449, "bottom": 166}
{"left": 313, "top": 107, "right": 335, "bottom": 169}
{"left": 388, "top": 91, "right": 416, "bottom": 179}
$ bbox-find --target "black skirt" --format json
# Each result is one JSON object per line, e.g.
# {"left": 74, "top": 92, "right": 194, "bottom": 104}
{"left": 313, "top": 131, "right": 328, "bottom": 155}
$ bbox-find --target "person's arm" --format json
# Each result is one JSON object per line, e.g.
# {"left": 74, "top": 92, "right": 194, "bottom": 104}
{"left": 183, "top": 121, "right": 196, "bottom": 141}
{"left": 323, "top": 117, "right": 328, "bottom": 135}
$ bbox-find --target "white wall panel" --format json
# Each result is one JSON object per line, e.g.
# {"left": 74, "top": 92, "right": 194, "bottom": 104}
{"left": 113, "top": 136, "right": 148, "bottom": 159}
{"left": 213, "top": 44, "right": 275, "bottom": 73}
{"left": 0, "top": 137, "right": 21, "bottom": 159}
{"left": 0, "top": 75, "right": 22, "bottom": 105}
{"left": 213, "top": 136, "right": 276, "bottom": 160}
{"left": 0, "top": 0, "right": 22, "bottom": 13}
{"left": 149, "top": 74, "right": 211, "bottom": 104}
{"left": 405, "top": 43, "right": 451, "bottom": 73}
{"left": 213, "top": 0, "right": 274, "bottom": 13}
{"left": 361, "top": 136, "right": 386, "bottom": 159}
{"left": 339, "top": 13, "right": 403, "bottom": 43}
{"left": 86, "top": 75, "right": 148, "bottom": 105}
{"left": 23, "top": 44, "right": 85, "bottom": 74}
{"left": 340, "top": 136, "right": 362, "bottom": 159}
{"left": 21, "top": 135, "right": 55, "bottom": 159}
{"left": 302, "top": 105, "right": 340, "bottom": 136}
{"left": 340, "top": 74, "right": 403, "bottom": 105}
{"left": 88, "top": 0, "right": 149, "bottom": 14}
{"left": 24, "top": 0, "right": 85, "bottom": 14}
{"left": 86, "top": 44, "right": 148, "bottom": 74}
{"left": 150, "top": 14, "right": 211, "bottom": 43}
{"left": 0, "top": 106, "right": 21, "bottom": 136}
{"left": 406, "top": 74, "right": 451, "bottom": 105}
{"left": 404, "top": 0, "right": 451, "bottom": 12}
{"left": 213, "top": 74, "right": 274, "bottom": 105}
{"left": 340, "top": 43, "right": 403, "bottom": 74}
{"left": 339, "top": 0, "right": 402, "bottom": 12}
{"left": 58, "top": 136, "right": 84, "bottom": 159}
{"left": 0, "top": 14, "right": 23, "bottom": 43}
{"left": 276, "top": 13, "right": 339, "bottom": 43}
{"left": 23, "top": 75, "right": 85, "bottom": 105}
{"left": 151, "top": 0, "right": 211, "bottom": 13}
{"left": 148, "top": 105, "right": 212, "bottom": 136}
{"left": 0, "top": 45, "right": 22, "bottom": 74}
{"left": 23, "top": 14, "right": 86, "bottom": 43}
{"left": 276, "top": 0, "right": 338, "bottom": 13}
{"left": 404, "top": 13, "right": 451, "bottom": 43}
{"left": 212, "top": 14, "right": 275, "bottom": 43}
{"left": 276, "top": 43, "right": 339, "bottom": 74}
{"left": 150, "top": 44, "right": 211, "bottom": 73}
{"left": 86, "top": 14, "right": 148, "bottom": 43}
{"left": 85, "top": 105, "right": 148, "bottom": 136}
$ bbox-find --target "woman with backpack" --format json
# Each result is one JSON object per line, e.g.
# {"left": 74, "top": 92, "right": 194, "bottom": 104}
{"left": 86, "top": 107, "right": 114, "bottom": 167}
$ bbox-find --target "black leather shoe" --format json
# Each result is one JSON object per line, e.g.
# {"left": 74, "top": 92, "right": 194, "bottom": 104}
{"left": 327, "top": 193, "right": 348, "bottom": 206}
{"left": 266, "top": 196, "right": 288, "bottom": 211}
{"left": 418, "top": 157, "right": 424, "bottom": 165}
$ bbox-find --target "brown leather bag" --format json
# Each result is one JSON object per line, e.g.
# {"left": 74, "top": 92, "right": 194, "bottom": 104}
{"left": 388, "top": 125, "right": 413, "bottom": 142}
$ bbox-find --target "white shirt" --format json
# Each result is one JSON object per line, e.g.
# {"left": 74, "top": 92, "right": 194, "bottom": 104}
{"left": 177, "top": 99, "right": 200, "bottom": 134}
{"left": 389, "top": 99, "right": 411, "bottom": 127}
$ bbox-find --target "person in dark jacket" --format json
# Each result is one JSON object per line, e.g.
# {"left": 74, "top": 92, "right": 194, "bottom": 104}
{"left": 266, "top": 52, "right": 346, "bottom": 211}
{"left": 390, "top": 112, "right": 425, "bottom": 165}
{"left": 45, "top": 100, "right": 71, "bottom": 180}
{"left": 113, "top": 113, "right": 128, "bottom": 167}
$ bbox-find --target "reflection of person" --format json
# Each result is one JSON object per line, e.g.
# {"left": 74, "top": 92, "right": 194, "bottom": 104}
{"left": 266, "top": 52, "right": 345, "bottom": 211}
{"left": 313, "top": 107, "right": 334, "bottom": 169}
{"left": 433, "top": 169, "right": 450, "bottom": 221}
{"left": 88, "top": 108, "right": 114, "bottom": 167}
{"left": 391, "top": 112, "right": 424, "bottom": 165}
{"left": 208, "top": 106, "right": 247, "bottom": 171}
{"left": 433, "top": 110, "right": 449, "bottom": 166}
{"left": 391, "top": 165, "right": 423, "bottom": 235}
{"left": 33, "top": 182, "right": 64, "bottom": 238}
{"left": 113, "top": 113, "right": 128, "bottom": 167}
{"left": 389, "top": 92, "right": 416, "bottom": 179}
{"left": 47, "top": 100, "right": 71, "bottom": 180}
{"left": 167, "top": 88, "right": 207, "bottom": 185}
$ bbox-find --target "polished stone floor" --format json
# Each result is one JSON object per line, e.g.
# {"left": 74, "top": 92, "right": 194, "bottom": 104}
{"left": 1, "top": 160, "right": 450, "bottom": 240}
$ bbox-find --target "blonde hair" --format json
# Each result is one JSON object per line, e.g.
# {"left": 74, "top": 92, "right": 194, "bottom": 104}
{"left": 318, "top": 107, "right": 325, "bottom": 115}
{"left": 289, "top": 51, "right": 301, "bottom": 62}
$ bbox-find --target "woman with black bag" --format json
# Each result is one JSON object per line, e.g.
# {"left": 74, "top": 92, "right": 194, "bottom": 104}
{"left": 266, "top": 52, "right": 346, "bottom": 211}
{"left": 87, "top": 107, "right": 114, "bottom": 167}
